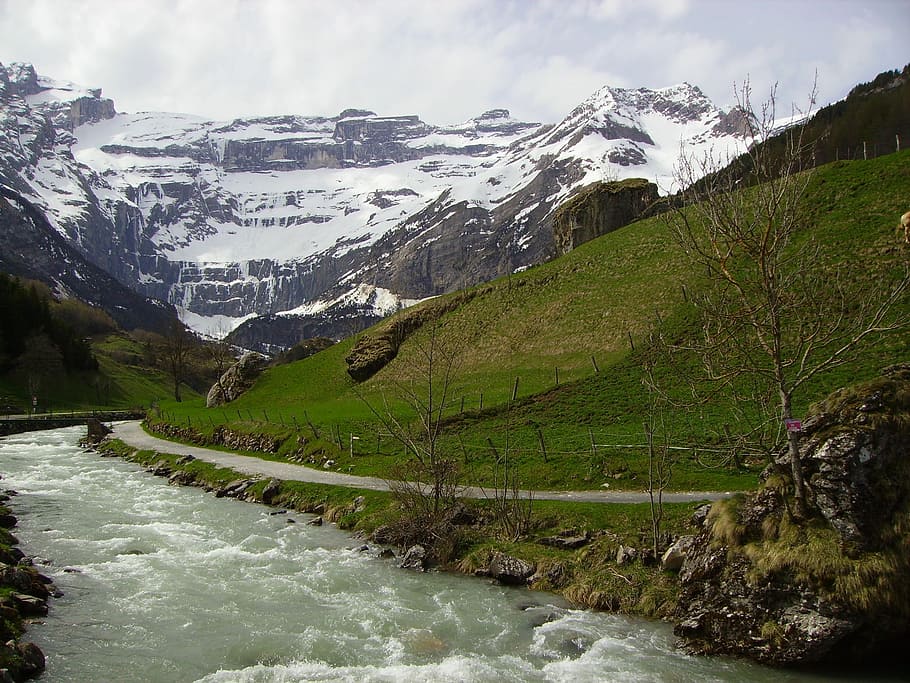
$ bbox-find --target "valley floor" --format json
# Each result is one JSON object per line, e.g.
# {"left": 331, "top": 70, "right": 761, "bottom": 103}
{"left": 111, "top": 421, "right": 737, "bottom": 504}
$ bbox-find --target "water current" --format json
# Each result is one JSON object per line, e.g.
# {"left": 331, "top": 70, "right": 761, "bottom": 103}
{"left": 0, "top": 427, "right": 888, "bottom": 682}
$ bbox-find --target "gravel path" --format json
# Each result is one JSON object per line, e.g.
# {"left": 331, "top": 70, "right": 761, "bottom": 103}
{"left": 111, "top": 421, "right": 736, "bottom": 504}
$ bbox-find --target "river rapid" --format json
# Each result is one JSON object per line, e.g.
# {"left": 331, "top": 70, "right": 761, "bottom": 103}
{"left": 0, "top": 427, "right": 875, "bottom": 682}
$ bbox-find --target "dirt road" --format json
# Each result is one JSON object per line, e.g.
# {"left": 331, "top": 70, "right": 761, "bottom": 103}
{"left": 111, "top": 421, "right": 735, "bottom": 504}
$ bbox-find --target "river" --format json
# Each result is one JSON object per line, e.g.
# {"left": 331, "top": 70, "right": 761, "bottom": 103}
{"left": 0, "top": 427, "right": 881, "bottom": 682}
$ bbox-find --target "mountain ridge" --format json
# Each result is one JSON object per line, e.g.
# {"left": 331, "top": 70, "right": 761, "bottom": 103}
{"left": 0, "top": 61, "right": 749, "bottom": 348}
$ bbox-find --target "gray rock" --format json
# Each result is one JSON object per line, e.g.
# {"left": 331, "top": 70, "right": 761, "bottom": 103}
{"left": 660, "top": 535, "right": 697, "bottom": 572}
{"left": 537, "top": 532, "right": 590, "bottom": 550}
{"left": 673, "top": 366, "right": 910, "bottom": 667}
{"left": 399, "top": 544, "right": 428, "bottom": 572}
{"left": 691, "top": 503, "right": 711, "bottom": 527}
{"left": 552, "top": 178, "right": 660, "bottom": 254}
{"left": 206, "top": 352, "right": 268, "bottom": 407}
{"left": 488, "top": 552, "right": 535, "bottom": 585}
{"left": 615, "top": 545, "right": 637, "bottom": 565}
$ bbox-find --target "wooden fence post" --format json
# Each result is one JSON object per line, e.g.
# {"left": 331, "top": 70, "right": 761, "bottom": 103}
{"left": 536, "top": 427, "right": 548, "bottom": 464}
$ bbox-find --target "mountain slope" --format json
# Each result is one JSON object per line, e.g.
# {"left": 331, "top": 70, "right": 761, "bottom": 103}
{"left": 155, "top": 151, "right": 910, "bottom": 491}
{"left": 0, "top": 183, "right": 177, "bottom": 333}
{"left": 0, "top": 62, "right": 748, "bottom": 347}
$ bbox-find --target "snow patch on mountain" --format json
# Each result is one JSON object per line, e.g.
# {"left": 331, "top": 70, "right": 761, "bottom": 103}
{"left": 1, "top": 61, "right": 749, "bottom": 344}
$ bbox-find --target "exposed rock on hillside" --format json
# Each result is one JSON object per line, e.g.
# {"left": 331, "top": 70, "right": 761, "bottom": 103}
{"left": 1, "top": 61, "right": 748, "bottom": 349}
{"left": 552, "top": 178, "right": 660, "bottom": 254}
{"left": 344, "top": 289, "right": 484, "bottom": 382}
{"left": 673, "top": 363, "right": 910, "bottom": 667}
{"left": 206, "top": 352, "right": 269, "bottom": 407}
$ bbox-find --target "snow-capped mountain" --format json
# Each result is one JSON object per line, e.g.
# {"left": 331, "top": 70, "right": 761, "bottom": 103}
{"left": 0, "top": 62, "right": 748, "bottom": 348}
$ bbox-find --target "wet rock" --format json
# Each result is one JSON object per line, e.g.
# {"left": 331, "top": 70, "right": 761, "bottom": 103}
{"left": 488, "top": 552, "right": 535, "bottom": 585}
{"left": 261, "top": 479, "right": 282, "bottom": 505}
{"left": 400, "top": 544, "right": 428, "bottom": 571}
{"left": 16, "top": 641, "right": 45, "bottom": 677}
{"left": 0, "top": 515, "right": 15, "bottom": 529}
{"left": 0, "top": 564, "right": 47, "bottom": 599}
{"left": 215, "top": 479, "right": 253, "bottom": 498}
{"left": 10, "top": 593, "right": 46, "bottom": 617}
{"left": 307, "top": 517, "right": 323, "bottom": 526}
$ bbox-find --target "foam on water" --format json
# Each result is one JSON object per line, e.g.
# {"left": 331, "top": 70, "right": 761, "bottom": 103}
{"left": 0, "top": 427, "right": 867, "bottom": 682}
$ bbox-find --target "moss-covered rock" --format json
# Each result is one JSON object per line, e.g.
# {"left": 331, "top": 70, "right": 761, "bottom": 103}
{"left": 673, "top": 363, "right": 910, "bottom": 667}
{"left": 344, "top": 288, "right": 485, "bottom": 381}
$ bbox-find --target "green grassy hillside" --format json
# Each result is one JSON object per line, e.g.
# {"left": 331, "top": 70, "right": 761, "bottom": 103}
{"left": 154, "top": 152, "right": 910, "bottom": 492}
{"left": 0, "top": 332, "right": 187, "bottom": 413}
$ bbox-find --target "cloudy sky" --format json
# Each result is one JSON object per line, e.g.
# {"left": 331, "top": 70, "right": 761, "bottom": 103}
{"left": 0, "top": 0, "right": 907, "bottom": 125}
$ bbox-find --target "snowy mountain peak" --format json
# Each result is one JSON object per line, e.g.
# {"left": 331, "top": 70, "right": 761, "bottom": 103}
{"left": 0, "top": 63, "right": 748, "bottom": 348}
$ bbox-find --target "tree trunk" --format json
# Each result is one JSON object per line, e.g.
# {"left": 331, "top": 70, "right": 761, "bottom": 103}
{"left": 780, "top": 391, "right": 806, "bottom": 517}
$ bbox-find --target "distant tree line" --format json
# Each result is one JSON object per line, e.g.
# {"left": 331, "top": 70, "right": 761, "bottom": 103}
{"left": 0, "top": 272, "right": 100, "bottom": 376}
{"left": 689, "top": 63, "right": 910, "bottom": 195}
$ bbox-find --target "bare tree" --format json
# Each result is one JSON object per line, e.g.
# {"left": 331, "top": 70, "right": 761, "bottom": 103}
{"left": 163, "top": 320, "right": 193, "bottom": 402}
{"left": 485, "top": 427, "right": 534, "bottom": 543}
{"left": 359, "top": 322, "right": 463, "bottom": 516}
{"left": 641, "top": 344, "right": 676, "bottom": 558}
{"left": 667, "top": 80, "right": 909, "bottom": 516}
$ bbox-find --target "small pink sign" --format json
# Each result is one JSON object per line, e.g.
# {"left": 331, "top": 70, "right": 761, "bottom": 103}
{"left": 785, "top": 419, "right": 802, "bottom": 432}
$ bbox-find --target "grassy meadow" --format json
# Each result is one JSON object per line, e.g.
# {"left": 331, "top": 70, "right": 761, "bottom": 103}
{"left": 149, "top": 151, "right": 910, "bottom": 493}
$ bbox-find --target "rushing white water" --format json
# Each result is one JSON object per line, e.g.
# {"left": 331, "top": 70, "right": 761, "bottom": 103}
{"left": 0, "top": 427, "right": 877, "bottom": 682}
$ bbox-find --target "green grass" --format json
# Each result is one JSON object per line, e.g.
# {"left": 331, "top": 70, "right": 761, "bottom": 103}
{"left": 100, "top": 435, "right": 701, "bottom": 617}
{"left": 0, "top": 332, "right": 184, "bottom": 412}
{"left": 152, "top": 151, "right": 910, "bottom": 494}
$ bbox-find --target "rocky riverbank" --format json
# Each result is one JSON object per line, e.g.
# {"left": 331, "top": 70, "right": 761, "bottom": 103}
{"left": 102, "top": 362, "right": 910, "bottom": 672}
{"left": 0, "top": 485, "right": 50, "bottom": 681}
{"left": 672, "top": 363, "right": 910, "bottom": 668}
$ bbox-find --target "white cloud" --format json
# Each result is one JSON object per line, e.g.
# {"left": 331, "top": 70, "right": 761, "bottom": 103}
{"left": 0, "top": 0, "right": 906, "bottom": 126}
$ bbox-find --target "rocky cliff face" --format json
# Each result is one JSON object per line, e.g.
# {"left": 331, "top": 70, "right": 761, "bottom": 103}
{"left": 0, "top": 184, "right": 176, "bottom": 333}
{"left": 552, "top": 178, "right": 661, "bottom": 254}
{"left": 673, "top": 364, "right": 910, "bottom": 668}
{"left": 0, "top": 61, "right": 747, "bottom": 348}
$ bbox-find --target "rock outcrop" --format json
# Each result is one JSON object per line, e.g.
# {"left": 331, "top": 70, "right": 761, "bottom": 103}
{"left": 206, "top": 352, "right": 268, "bottom": 407}
{"left": 0, "top": 494, "right": 49, "bottom": 681}
{"left": 344, "top": 289, "right": 483, "bottom": 382}
{"left": 673, "top": 363, "right": 910, "bottom": 667}
{"left": 552, "top": 178, "right": 661, "bottom": 254}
